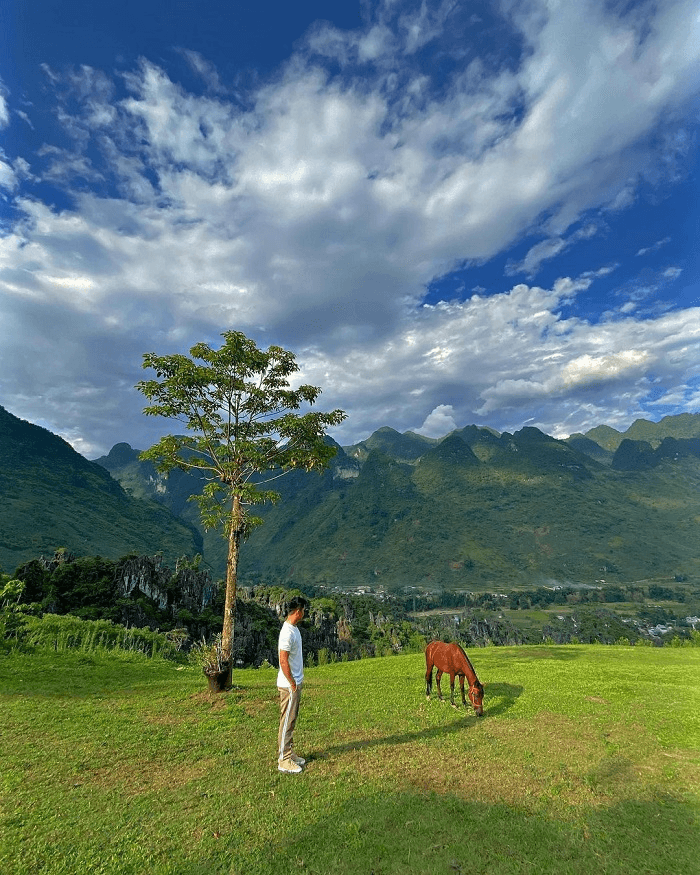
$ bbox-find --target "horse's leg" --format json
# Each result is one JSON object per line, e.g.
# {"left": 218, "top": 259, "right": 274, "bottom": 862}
{"left": 425, "top": 663, "right": 433, "bottom": 699}
{"left": 435, "top": 669, "right": 444, "bottom": 701}
{"left": 459, "top": 675, "right": 467, "bottom": 707}
{"left": 449, "top": 673, "right": 457, "bottom": 708}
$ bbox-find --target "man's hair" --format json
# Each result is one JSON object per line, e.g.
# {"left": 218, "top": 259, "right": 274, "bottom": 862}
{"left": 287, "top": 596, "right": 309, "bottom": 614}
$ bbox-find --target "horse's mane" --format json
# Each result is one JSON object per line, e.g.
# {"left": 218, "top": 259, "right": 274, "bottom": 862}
{"left": 445, "top": 642, "right": 481, "bottom": 684}
{"left": 453, "top": 642, "right": 475, "bottom": 670}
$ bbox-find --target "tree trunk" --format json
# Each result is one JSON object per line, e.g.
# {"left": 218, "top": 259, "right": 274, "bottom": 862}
{"left": 221, "top": 492, "right": 242, "bottom": 688}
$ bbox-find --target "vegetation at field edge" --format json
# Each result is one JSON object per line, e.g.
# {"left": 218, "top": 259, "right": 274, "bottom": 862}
{"left": 1, "top": 645, "right": 698, "bottom": 874}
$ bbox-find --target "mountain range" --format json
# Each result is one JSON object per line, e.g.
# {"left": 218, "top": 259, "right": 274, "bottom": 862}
{"left": 235, "top": 417, "right": 700, "bottom": 592}
{"left": 2, "top": 403, "right": 699, "bottom": 591}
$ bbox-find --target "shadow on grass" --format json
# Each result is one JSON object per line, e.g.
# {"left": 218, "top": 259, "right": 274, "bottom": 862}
{"left": 481, "top": 681, "right": 524, "bottom": 716}
{"left": 311, "top": 682, "right": 524, "bottom": 759}
{"left": 240, "top": 790, "right": 700, "bottom": 875}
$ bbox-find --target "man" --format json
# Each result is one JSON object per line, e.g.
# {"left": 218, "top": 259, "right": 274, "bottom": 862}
{"left": 277, "top": 595, "right": 309, "bottom": 774}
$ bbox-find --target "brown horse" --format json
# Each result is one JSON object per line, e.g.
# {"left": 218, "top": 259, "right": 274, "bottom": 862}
{"left": 425, "top": 640, "right": 484, "bottom": 715}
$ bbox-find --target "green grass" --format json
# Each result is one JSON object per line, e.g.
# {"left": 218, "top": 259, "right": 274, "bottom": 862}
{"left": 1, "top": 645, "right": 699, "bottom": 874}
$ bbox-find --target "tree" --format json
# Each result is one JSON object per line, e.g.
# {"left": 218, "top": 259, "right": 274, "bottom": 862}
{"left": 136, "top": 331, "right": 346, "bottom": 686}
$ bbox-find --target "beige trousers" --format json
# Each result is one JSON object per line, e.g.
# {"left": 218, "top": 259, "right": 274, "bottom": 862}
{"left": 277, "top": 683, "right": 302, "bottom": 761}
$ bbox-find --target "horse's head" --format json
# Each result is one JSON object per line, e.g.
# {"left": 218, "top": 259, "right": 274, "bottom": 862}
{"left": 468, "top": 681, "right": 484, "bottom": 716}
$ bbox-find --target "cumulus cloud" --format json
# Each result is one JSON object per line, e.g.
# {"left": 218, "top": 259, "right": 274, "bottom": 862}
{"left": 414, "top": 404, "right": 458, "bottom": 438}
{"left": 0, "top": 0, "right": 699, "bottom": 454}
{"left": 296, "top": 278, "right": 700, "bottom": 445}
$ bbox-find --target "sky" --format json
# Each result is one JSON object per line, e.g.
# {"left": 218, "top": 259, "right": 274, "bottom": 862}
{"left": 1, "top": 0, "right": 699, "bottom": 458}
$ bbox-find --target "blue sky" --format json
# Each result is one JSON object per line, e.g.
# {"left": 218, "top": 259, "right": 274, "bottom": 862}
{"left": 1, "top": 0, "right": 699, "bottom": 457}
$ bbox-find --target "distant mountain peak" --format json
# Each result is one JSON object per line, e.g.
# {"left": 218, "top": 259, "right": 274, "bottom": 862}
{"left": 96, "top": 442, "right": 140, "bottom": 466}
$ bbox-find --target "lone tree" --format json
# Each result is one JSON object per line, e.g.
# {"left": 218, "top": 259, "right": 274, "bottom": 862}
{"left": 136, "top": 331, "right": 346, "bottom": 686}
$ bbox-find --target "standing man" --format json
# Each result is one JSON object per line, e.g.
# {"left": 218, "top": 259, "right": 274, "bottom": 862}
{"left": 277, "top": 596, "right": 309, "bottom": 774}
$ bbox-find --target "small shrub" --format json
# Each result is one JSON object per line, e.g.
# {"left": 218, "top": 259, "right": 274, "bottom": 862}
{"left": 670, "top": 635, "right": 689, "bottom": 648}
{"left": 1, "top": 579, "right": 30, "bottom": 649}
{"left": 164, "top": 627, "right": 190, "bottom": 651}
{"left": 189, "top": 634, "right": 228, "bottom": 673}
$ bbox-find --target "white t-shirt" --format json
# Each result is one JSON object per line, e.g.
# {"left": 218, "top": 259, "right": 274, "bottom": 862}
{"left": 277, "top": 621, "right": 304, "bottom": 688}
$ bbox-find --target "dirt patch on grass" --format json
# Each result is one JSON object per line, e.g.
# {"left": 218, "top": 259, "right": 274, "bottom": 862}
{"left": 75, "top": 756, "right": 218, "bottom": 797}
{"left": 189, "top": 690, "right": 231, "bottom": 710}
{"left": 240, "top": 697, "right": 275, "bottom": 718}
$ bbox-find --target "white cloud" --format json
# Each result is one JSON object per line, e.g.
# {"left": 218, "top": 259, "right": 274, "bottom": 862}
{"left": 1, "top": 0, "right": 699, "bottom": 454}
{"left": 297, "top": 278, "right": 700, "bottom": 446}
{"left": 0, "top": 90, "right": 17, "bottom": 190}
{"left": 0, "top": 89, "right": 9, "bottom": 128}
{"left": 176, "top": 49, "right": 226, "bottom": 94}
{"left": 637, "top": 237, "right": 671, "bottom": 257}
{"left": 0, "top": 160, "right": 17, "bottom": 191}
{"left": 414, "top": 404, "right": 458, "bottom": 437}
{"left": 398, "top": 0, "right": 457, "bottom": 55}
{"left": 358, "top": 25, "right": 395, "bottom": 62}
{"left": 507, "top": 224, "right": 599, "bottom": 278}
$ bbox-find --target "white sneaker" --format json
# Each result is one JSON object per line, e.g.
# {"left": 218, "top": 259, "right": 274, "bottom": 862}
{"left": 278, "top": 757, "right": 302, "bottom": 774}
{"left": 290, "top": 753, "right": 306, "bottom": 766}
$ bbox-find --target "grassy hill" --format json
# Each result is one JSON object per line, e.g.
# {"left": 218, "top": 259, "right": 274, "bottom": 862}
{"left": 0, "top": 406, "right": 201, "bottom": 573}
{"left": 1, "top": 644, "right": 698, "bottom": 874}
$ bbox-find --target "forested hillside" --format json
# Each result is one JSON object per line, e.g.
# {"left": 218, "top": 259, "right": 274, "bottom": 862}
{"left": 0, "top": 405, "right": 201, "bottom": 573}
{"left": 3, "top": 402, "right": 700, "bottom": 594}
{"left": 97, "top": 414, "right": 700, "bottom": 592}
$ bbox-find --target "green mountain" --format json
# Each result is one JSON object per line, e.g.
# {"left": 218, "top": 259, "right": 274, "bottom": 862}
{"left": 94, "top": 442, "right": 229, "bottom": 576}
{"left": 0, "top": 406, "right": 201, "bottom": 574}
{"left": 564, "top": 434, "right": 614, "bottom": 465}
{"left": 580, "top": 413, "right": 700, "bottom": 453}
{"left": 231, "top": 421, "right": 700, "bottom": 591}
{"left": 96, "top": 416, "right": 700, "bottom": 590}
{"left": 344, "top": 426, "right": 437, "bottom": 462}
{"left": 6, "top": 403, "right": 700, "bottom": 592}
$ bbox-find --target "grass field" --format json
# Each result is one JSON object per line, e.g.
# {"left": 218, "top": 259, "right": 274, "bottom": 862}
{"left": 1, "top": 645, "right": 699, "bottom": 874}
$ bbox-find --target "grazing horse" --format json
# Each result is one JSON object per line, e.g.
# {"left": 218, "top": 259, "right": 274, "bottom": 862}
{"left": 425, "top": 641, "right": 484, "bottom": 715}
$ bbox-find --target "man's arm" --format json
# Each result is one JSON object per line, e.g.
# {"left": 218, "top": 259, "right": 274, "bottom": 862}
{"left": 279, "top": 649, "right": 297, "bottom": 691}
